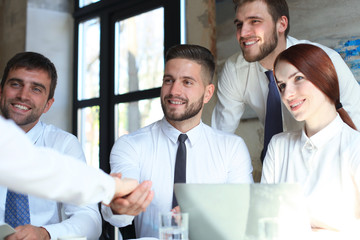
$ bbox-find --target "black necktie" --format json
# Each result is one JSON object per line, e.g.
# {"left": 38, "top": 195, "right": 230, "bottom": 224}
{"left": 172, "top": 134, "right": 188, "bottom": 208}
{"left": 261, "top": 70, "right": 283, "bottom": 162}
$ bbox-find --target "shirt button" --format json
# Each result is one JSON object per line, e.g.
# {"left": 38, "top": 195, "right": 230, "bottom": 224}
{"left": 306, "top": 144, "right": 313, "bottom": 150}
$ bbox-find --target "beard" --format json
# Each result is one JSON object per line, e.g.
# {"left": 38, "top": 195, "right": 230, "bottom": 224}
{"left": 241, "top": 27, "right": 278, "bottom": 62}
{"left": 161, "top": 94, "right": 204, "bottom": 122}
{"left": 0, "top": 99, "right": 42, "bottom": 127}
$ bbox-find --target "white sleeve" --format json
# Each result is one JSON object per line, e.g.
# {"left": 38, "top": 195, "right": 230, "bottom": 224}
{"left": 44, "top": 203, "right": 102, "bottom": 239}
{"left": 41, "top": 129, "right": 102, "bottom": 239}
{"left": 101, "top": 136, "right": 140, "bottom": 227}
{"left": 212, "top": 58, "right": 246, "bottom": 133}
{"left": 0, "top": 117, "right": 115, "bottom": 205}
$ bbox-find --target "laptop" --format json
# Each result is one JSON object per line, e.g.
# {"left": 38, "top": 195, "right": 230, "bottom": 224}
{"left": 174, "top": 183, "right": 311, "bottom": 240}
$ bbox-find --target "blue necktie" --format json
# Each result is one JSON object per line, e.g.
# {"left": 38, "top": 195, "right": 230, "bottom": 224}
{"left": 261, "top": 70, "right": 283, "bottom": 162}
{"left": 172, "top": 134, "right": 188, "bottom": 208}
{"left": 5, "top": 190, "right": 30, "bottom": 228}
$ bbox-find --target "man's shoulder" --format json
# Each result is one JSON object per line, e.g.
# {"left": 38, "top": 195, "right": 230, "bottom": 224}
{"left": 40, "top": 121, "right": 78, "bottom": 140}
{"left": 37, "top": 122, "right": 83, "bottom": 154}
{"left": 288, "top": 36, "right": 338, "bottom": 56}
{"left": 116, "top": 120, "right": 160, "bottom": 142}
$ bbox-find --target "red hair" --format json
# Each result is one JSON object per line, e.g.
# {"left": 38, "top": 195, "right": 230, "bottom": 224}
{"left": 274, "top": 44, "right": 356, "bottom": 130}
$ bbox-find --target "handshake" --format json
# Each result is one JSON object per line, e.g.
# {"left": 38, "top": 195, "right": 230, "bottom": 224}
{"left": 110, "top": 175, "right": 154, "bottom": 215}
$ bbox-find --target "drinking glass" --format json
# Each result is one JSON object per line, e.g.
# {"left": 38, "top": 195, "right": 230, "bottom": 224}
{"left": 159, "top": 212, "right": 189, "bottom": 240}
{"left": 258, "top": 217, "right": 281, "bottom": 240}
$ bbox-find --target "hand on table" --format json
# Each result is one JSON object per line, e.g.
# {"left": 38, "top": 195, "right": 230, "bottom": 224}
{"left": 171, "top": 206, "right": 181, "bottom": 214}
{"left": 110, "top": 180, "right": 154, "bottom": 216}
{"left": 6, "top": 225, "right": 50, "bottom": 240}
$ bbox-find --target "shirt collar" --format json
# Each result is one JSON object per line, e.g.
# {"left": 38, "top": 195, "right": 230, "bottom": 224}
{"left": 26, "top": 121, "right": 43, "bottom": 144}
{"left": 257, "top": 36, "right": 294, "bottom": 74}
{"left": 257, "top": 62, "right": 269, "bottom": 73}
{"left": 300, "top": 114, "right": 343, "bottom": 149}
{"left": 160, "top": 117, "right": 203, "bottom": 147}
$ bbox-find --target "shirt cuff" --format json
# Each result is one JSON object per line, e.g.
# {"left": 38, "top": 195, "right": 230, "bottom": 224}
{"left": 101, "top": 204, "right": 134, "bottom": 227}
{"left": 101, "top": 176, "right": 116, "bottom": 205}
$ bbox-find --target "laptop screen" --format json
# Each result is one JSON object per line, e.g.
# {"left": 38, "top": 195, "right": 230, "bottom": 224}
{"left": 174, "top": 183, "right": 311, "bottom": 240}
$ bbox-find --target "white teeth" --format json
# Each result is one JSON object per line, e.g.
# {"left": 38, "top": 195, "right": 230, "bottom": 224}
{"left": 14, "top": 104, "right": 29, "bottom": 110}
{"left": 244, "top": 41, "right": 256, "bottom": 46}
{"left": 291, "top": 101, "right": 303, "bottom": 108}
{"left": 170, "top": 100, "right": 183, "bottom": 105}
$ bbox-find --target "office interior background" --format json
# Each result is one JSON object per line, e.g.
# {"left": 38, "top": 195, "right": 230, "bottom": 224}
{"left": 1, "top": 0, "right": 360, "bottom": 183}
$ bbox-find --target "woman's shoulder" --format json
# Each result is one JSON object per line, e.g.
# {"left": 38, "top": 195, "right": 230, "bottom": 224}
{"left": 272, "top": 130, "right": 302, "bottom": 144}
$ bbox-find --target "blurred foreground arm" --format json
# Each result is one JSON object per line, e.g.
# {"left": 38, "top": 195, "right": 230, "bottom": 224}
{"left": 0, "top": 116, "right": 137, "bottom": 205}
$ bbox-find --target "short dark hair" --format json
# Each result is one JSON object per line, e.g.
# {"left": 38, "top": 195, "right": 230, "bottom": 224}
{"left": 165, "top": 44, "right": 215, "bottom": 84}
{"left": 233, "top": 0, "right": 290, "bottom": 36}
{"left": 1, "top": 52, "right": 57, "bottom": 100}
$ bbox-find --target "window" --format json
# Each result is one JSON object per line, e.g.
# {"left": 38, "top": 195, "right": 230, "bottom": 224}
{"left": 74, "top": 2, "right": 181, "bottom": 237}
{"left": 73, "top": 0, "right": 181, "bottom": 174}
{"left": 113, "top": 7, "right": 165, "bottom": 138}
{"left": 79, "top": 0, "right": 100, "bottom": 8}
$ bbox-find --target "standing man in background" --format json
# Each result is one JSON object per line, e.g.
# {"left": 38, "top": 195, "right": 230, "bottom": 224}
{"left": 211, "top": 0, "right": 360, "bottom": 161}
{"left": 0, "top": 52, "right": 102, "bottom": 240}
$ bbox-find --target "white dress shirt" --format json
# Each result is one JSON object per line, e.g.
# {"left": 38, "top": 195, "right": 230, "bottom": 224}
{"left": 0, "top": 117, "right": 115, "bottom": 205}
{"left": 261, "top": 115, "right": 360, "bottom": 233}
{"left": 0, "top": 121, "right": 102, "bottom": 240}
{"left": 102, "top": 118, "right": 254, "bottom": 238}
{"left": 212, "top": 36, "right": 360, "bottom": 132}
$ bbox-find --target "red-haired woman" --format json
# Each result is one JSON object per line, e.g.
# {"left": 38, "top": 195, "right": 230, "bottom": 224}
{"left": 261, "top": 44, "right": 360, "bottom": 236}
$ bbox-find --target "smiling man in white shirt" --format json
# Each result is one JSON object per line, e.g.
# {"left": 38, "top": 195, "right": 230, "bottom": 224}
{"left": 0, "top": 52, "right": 101, "bottom": 240}
{"left": 102, "top": 44, "right": 254, "bottom": 238}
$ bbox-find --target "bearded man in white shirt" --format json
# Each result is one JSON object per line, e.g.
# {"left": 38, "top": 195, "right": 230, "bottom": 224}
{"left": 0, "top": 52, "right": 102, "bottom": 240}
{"left": 211, "top": 0, "right": 360, "bottom": 160}
{"left": 102, "top": 44, "right": 254, "bottom": 238}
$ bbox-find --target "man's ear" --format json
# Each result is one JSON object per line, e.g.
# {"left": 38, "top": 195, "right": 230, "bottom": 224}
{"left": 203, "top": 84, "right": 215, "bottom": 104}
{"left": 43, "top": 98, "right": 55, "bottom": 114}
{"left": 277, "top": 16, "right": 288, "bottom": 35}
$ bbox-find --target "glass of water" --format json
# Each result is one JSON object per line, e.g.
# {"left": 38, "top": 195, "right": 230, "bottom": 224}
{"left": 159, "top": 212, "right": 189, "bottom": 240}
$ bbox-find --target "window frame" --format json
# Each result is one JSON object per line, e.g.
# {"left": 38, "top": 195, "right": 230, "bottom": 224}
{"left": 73, "top": 0, "right": 181, "bottom": 173}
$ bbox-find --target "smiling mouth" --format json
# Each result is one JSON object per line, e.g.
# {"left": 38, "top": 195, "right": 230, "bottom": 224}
{"left": 241, "top": 38, "right": 259, "bottom": 48}
{"left": 13, "top": 104, "right": 30, "bottom": 111}
{"left": 169, "top": 100, "right": 185, "bottom": 105}
{"left": 244, "top": 40, "right": 257, "bottom": 46}
{"left": 290, "top": 100, "right": 304, "bottom": 110}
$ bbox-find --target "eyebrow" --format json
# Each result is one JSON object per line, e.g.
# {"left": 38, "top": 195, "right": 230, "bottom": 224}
{"left": 275, "top": 71, "right": 301, "bottom": 83}
{"left": 182, "top": 76, "right": 196, "bottom": 81}
{"left": 234, "top": 19, "right": 241, "bottom": 25}
{"left": 163, "top": 74, "right": 196, "bottom": 81}
{"left": 234, "top": 16, "right": 263, "bottom": 25}
{"left": 288, "top": 71, "right": 301, "bottom": 79}
{"left": 33, "top": 82, "right": 47, "bottom": 91}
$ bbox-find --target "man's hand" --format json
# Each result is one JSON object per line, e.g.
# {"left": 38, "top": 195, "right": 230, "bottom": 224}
{"left": 6, "top": 225, "right": 50, "bottom": 240}
{"left": 171, "top": 206, "right": 181, "bottom": 214}
{"left": 110, "top": 180, "right": 154, "bottom": 216}
{"left": 112, "top": 174, "right": 139, "bottom": 199}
